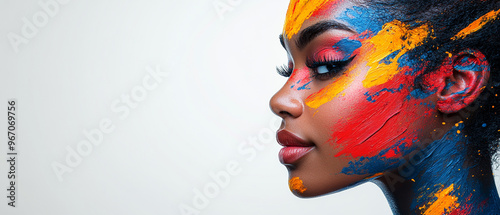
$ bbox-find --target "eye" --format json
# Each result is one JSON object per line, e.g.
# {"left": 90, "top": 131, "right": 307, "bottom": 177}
{"left": 317, "top": 64, "right": 336, "bottom": 74}
{"left": 306, "top": 56, "right": 354, "bottom": 80}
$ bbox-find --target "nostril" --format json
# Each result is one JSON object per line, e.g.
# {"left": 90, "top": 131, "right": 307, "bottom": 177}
{"left": 279, "top": 110, "right": 293, "bottom": 117}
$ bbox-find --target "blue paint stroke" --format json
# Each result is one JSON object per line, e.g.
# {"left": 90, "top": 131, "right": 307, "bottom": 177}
{"left": 338, "top": 6, "right": 391, "bottom": 33}
{"left": 334, "top": 38, "right": 362, "bottom": 60}
{"left": 290, "top": 80, "right": 300, "bottom": 89}
{"left": 381, "top": 50, "right": 401, "bottom": 65}
{"left": 409, "top": 88, "right": 435, "bottom": 100}
{"left": 297, "top": 81, "right": 312, "bottom": 90}
{"left": 341, "top": 138, "right": 410, "bottom": 175}
{"left": 364, "top": 84, "right": 404, "bottom": 102}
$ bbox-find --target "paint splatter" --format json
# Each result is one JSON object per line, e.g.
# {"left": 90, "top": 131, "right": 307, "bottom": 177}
{"left": 289, "top": 177, "right": 307, "bottom": 193}
{"left": 420, "top": 184, "right": 460, "bottom": 215}
{"left": 452, "top": 9, "right": 500, "bottom": 40}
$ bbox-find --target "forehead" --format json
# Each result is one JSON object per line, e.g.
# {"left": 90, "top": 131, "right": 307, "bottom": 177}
{"left": 284, "top": 0, "right": 353, "bottom": 39}
{"left": 284, "top": 0, "right": 392, "bottom": 40}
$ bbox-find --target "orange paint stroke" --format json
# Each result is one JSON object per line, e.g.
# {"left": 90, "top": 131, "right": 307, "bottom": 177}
{"left": 452, "top": 9, "right": 500, "bottom": 40}
{"left": 284, "top": 0, "right": 334, "bottom": 39}
{"left": 289, "top": 177, "right": 307, "bottom": 193}
{"left": 420, "top": 184, "right": 460, "bottom": 215}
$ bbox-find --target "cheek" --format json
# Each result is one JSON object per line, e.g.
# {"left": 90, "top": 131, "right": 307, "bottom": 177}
{"left": 333, "top": 82, "right": 409, "bottom": 159}
{"left": 318, "top": 71, "right": 434, "bottom": 168}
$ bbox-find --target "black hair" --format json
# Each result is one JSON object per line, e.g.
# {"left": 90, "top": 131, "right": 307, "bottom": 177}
{"left": 364, "top": 0, "right": 500, "bottom": 166}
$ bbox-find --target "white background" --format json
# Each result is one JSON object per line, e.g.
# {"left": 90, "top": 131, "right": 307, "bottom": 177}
{"left": 0, "top": 0, "right": 498, "bottom": 214}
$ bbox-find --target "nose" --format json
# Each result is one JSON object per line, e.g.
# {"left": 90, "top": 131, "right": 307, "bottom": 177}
{"left": 269, "top": 84, "right": 304, "bottom": 119}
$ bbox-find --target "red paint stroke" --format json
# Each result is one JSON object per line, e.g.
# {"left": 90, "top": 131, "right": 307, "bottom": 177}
{"left": 332, "top": 67, "right": 431, "bottom": 158}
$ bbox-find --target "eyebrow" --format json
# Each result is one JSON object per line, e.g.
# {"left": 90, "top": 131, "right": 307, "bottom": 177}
{"left": 279, "top": 20, "right": 355, "bottom": 51}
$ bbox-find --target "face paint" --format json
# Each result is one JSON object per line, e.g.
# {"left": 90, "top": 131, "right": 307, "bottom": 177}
{"left": 321, "top": 20, "right": 433, "bottom": 161}
{"left": 275, "top": 0, "right": 437, "bottom": 195}
{"left": 304, "top": 34, "right": 366, "bottom": 109}
{"left": 305, "top": 20, "right": 431, "bottom": 109}
{"left": 304, "top": 66, "right": 358, "bottom": 108}
{"left": 338, "top": 6, "right": 388, "bottom": 33}
{"left": 306, "top": 22, "right": 432, "bottom": 159}
{"left": 361, "top": 20, "right": 431, "bottom": 88}
{"left": 289, "top": 177, "right": 307, "bottom": 193}
{"left": 332, "top": 38, "right": 362, "bottom": 60}
{"left": 272, "top": 1, "right": 500, "bottom": 210}
{"left": 341, "top": 138, "right": 409, "bottom": 175}
{"left": 288, "top": 69, "right": 313, "bottom": 91}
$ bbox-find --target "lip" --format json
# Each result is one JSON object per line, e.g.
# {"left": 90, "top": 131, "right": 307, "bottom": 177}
{"left": 277, "top": 130, "right": 315, "bottom": 165}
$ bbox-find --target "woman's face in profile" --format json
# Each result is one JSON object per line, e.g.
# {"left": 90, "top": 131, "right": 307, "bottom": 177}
{"left": 271, "top": 0, "right": 441, "bottom": 197}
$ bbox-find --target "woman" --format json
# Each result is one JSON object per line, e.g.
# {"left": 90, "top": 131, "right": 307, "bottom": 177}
{"left": 270, "top": 0, "right": 500, "bottom": 214}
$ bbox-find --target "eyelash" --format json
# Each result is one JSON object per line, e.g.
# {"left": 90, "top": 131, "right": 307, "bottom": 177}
{"left": 305, "top": 56, "right": 353, "bottom": 80}
{"left": 276, "top": 56, "right": 354, "bottom": 80}
{"left": 276, "top": 64, "right": 293, "bottom": 77}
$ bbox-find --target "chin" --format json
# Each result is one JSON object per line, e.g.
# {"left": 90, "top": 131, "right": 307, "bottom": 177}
{"left": 287, "top": 170, "right": 371, "bottom": 198}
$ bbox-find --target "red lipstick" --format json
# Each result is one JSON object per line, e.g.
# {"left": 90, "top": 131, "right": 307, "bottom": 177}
{"left": 277, "top": 130, "right": 315, "bottom": 165}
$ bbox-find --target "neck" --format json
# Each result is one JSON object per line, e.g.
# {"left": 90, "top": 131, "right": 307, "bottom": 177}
{"left": 375, "top": 126, "right": 500, "bottom": 215}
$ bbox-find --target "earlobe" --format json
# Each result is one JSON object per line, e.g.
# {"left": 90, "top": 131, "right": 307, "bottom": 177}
{"left": 435, "top": 49, "right": 490, "bottom": 114}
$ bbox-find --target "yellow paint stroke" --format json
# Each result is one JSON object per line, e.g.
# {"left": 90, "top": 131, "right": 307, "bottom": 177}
{"left": 305, "top": 67, "right": 358, "bottom": 109}
{"left": 284, "top": 0, "right": 333, "bottom": 39}
{"left": 452, "top": 9, "right": 500, "bottom": 40}
{"left": 305, "top": 20, "right": 430, "bottom": 109}
{"left": 420, "top": 184, "right": 460, "bottom": 215}
{"left": 362, "top": 20, "right": 430, "bottom": 88}
{"left": 289, "top": 177, "right": 307, "bottom": 193}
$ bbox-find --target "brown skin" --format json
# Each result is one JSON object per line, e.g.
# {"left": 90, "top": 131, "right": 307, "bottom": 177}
{"left": 272, "top": 0, "right": 434, "bottom": 197}
{"left": 270, "top": 0, "right": 490, "bottom": 205}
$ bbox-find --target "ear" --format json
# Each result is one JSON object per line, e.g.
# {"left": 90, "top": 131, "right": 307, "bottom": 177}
{"left": 434, "top": 49, "right": 490, "bottom": 114}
